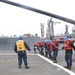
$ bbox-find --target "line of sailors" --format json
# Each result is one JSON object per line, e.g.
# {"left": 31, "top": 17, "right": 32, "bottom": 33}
{"left": 34, "top": 38, "right": 59, "bottom": 63}
{"left": 34, "top": 36, "right": 75, "bottom": 70}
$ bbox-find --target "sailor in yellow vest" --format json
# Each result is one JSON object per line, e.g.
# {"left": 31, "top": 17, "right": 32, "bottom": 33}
{"left": 14, "top": 35, "right": 31, "bottom": 69}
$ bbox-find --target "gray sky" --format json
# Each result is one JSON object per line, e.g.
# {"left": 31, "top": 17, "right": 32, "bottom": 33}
{"left": 0, "top": 0, "right": 75, "bottom": 37}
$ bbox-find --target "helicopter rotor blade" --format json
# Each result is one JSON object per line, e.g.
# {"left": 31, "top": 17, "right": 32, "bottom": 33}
{"left": 0, "top": 0, "right": 75, "bottom": 24}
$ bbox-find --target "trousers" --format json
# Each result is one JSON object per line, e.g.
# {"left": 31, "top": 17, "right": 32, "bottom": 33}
{"left": 18, "top": 51, "right": 28, "bottom": 66}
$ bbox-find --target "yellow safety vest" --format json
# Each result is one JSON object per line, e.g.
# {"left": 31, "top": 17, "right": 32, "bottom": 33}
{"left": 16, "top": 40, "right": 26, "bottom": 51}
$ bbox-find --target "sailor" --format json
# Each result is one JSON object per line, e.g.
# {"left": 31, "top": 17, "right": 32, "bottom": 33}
{"left": 39, "top": 40, "right": 44, "bottom": 55}
{"left": 34, "top": 42, "right": 40, "bottom": 53}
{"left": 44, "top": 40, "right": 52, "bottom": 58}
{"left": 62, "top": 36, "right": 75, "bottom": 70}
{"left": 48, "top": 40, "right": 53, "bottom": 60}
{"left": 50, "top": 40, "right": 57, "bottom": 63}
{"left": 14, "top": 35, "right": 31, "bottom": 69}
{"left": 44, "top": 40, "right": 48, "bottom": 57}
{"left": 52, "top": 38, "right": 59, "bottom": 63}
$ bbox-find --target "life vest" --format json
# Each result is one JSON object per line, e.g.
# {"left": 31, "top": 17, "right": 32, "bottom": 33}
{"left": 34, "top": 43, "right": 40, "bottom": 47}
{"left": 50, "top": 43, "right": 56, "bottom": 51}
{"left": 16, "top": 40, "right": 26, "bottom": 51}
{"left": 44, "top": 42, "right": 47, "bottom": 46}
{"left": 53, "top": 39, "right": 58, "bottom": 47}
{"left": 37, "top": 43, "right": 40, "bottom": 47}
{"left": 44, "top": 42, "right": 48, "bottom": 49}
{"left": 47, "top": 42, "right": 50, "bottom": 48}
{"left": 64, "top": 40, "right": 72, "bottom": 50}
{"left": 39, "top": 42, "right": 44, "bottom": 46}
{"left": 68, "top": 38, "right": 73, "bottom": 42}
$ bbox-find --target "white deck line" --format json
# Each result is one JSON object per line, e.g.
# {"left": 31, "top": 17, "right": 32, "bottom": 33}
{"left": 37, "top": 54, "right": 75, "bottom": 75}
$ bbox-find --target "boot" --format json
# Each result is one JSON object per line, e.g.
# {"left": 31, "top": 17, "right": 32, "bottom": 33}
{"left": 53, "top": 60, "right": 57, "bottom": 63}
{"left": 64, "top": 65, "right": 69, "bottom": 69}
{"left": 64, "top": 66, "right": 68, "bottom": 68}
{"left": 34, "top": 51, "right": 36, "bottom": 53}
{"left": 53, "top": 61, "right": 57, "bottom": 63}
{"left": 18, "top": 65, "right": 21, "bottom": 69}
{"left": 25, "top": 65, "right": 30, "bottom": 69}
{"left": 68, "top": 66, "right": 71, "bottom": 70}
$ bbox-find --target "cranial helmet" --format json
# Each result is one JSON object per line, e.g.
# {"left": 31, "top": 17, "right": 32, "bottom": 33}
{"left": 64, "top": 36, "right": 68, "bottom": 41}
{"left": 49, "top": 40, "right": 52, "bottom": 43}
{"left": 18, "top": 35, "right": 22, "bottom": 39}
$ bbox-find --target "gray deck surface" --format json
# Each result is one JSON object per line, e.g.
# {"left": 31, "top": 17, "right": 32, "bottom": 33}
{"left": 0, "top": 50, "right": 75, "bottom": 75}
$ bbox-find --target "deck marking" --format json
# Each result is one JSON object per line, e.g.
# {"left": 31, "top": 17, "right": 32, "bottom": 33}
{"left": 37, "top": 54, "right": 75, "bottom": 75}
{"left": 0, "top": 53, "right": 36, "bottom": 55}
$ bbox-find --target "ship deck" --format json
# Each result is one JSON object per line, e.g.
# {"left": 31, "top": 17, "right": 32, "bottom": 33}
{"left": 0, "top": 50, "right": 75, "bottom": 75}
